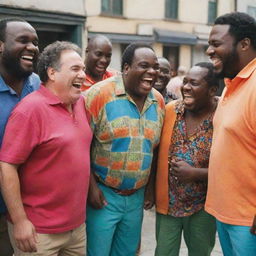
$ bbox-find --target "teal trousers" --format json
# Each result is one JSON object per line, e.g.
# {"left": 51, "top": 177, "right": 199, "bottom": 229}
{"left": 86, "top": 183, "right": 145, "bottom": 256}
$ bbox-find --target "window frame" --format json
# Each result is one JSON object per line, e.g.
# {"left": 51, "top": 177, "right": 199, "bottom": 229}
{"left": 101, "top": 0, "right": 123, "bottom": 17}
{"left": 208, "top": 0, "right": 217, "bottom": 24}
{"left": 165, "top": 0, "right": 178, "bottom": 20}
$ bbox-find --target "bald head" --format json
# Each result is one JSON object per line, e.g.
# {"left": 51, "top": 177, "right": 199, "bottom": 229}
{"left": 87, "top": 35, "right": 112, "bottom": 50}
{"left": 85, "top": 35, "right": 112, "bottom": 81}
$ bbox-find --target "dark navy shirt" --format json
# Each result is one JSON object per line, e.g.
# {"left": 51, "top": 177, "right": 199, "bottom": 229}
{"left": 0, "top": 73, "right": 40, "bottom": 213}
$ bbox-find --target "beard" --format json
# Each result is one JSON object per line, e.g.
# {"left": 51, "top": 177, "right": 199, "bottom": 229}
{"left": 216, "top": 46, "right": 240, "bottom": 79}
{"left": 1, "top": 50, "right": 34, "bottom": 79}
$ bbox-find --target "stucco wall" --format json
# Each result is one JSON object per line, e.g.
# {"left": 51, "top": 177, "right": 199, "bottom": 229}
{"left": 0, "top": 0, "right": 86, "bottom": 15}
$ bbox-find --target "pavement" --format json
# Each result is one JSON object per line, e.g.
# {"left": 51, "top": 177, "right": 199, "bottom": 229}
{"left": 140, "top": 209, "right": 223, "bottom": 256}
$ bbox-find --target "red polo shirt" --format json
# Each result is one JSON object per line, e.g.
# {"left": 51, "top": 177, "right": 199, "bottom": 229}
{"left": 0, "top": 85, "right": 92, "bottom": 233}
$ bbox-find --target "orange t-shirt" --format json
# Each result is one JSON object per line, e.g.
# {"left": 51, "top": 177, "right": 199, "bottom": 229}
{"left": 81, "top": 69, "right": 118, "bottom": 91}
{"left": 205, "top": 58, "right": 256, "bottom": 226}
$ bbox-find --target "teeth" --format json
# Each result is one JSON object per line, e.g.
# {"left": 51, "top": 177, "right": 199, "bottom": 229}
{"left": 21, "top": 55, "right": 33, "bottom": 61}
{"left": 72, "top": 83, "right": 82, "bottom": 89}
{"left": 143, "top": 78, "right": 153, "bottom": 81}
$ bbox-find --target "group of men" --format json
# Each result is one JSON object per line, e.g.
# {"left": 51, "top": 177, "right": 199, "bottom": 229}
{"left": 0, "top": 11, "right": 255, "bottom": 256}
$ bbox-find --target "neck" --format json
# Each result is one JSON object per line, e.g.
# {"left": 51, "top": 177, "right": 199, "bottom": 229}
{"left": 186, "top": 97, "right": 217, "bottom": 119}
{"left": 86, "top": 70, "right": 103, "bottom": 82}
{"left": 0, "top": 67, "right": 25, "bottom": 95}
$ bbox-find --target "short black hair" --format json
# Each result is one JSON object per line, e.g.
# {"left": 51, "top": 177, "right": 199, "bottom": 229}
{"left": 195, "top": 62, "right": 219, "bottom": 88}
{"left": 0, "top": 17, "right": 28, "bottom": 41}
{"left": 121, "top": 42, "right": 154, "bottom": 71}
{"left": 37, "top": 41, "right": 82, "bottom": 83}
{"left": 215, "top": 12, "right": 256, "bottom": 49}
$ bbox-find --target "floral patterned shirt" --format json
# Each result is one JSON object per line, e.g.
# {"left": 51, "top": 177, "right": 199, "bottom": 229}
{"left": 168, "top": 100, "right": 214, "bottom": 217}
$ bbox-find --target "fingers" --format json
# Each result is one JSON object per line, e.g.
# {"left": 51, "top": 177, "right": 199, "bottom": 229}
{"left": 16, "top": 238, "right": 37, "bottom": 253}
{"left": 144, "top": 200, "right": 154, "bottom": 210}
{"left": 100, "top": 192, "right": 108, "bottom": 207}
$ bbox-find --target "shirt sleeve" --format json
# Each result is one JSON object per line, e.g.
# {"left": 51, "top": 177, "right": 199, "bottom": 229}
{"left": 0, "top": 109, "right": 40, "bottom": 164}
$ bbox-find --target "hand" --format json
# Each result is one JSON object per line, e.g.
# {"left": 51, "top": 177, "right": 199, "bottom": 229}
{"left": 144, "top": 188, "right": 155, "bottom": 210}
{"left": 250, "top": 215, "right": 256, "bottom": 235}
{"left": 13, "top": 219, "right": 37, "bottom": 252}
{"left": 87, "top": 185, "right": 107, "bottom": 209}
{"left": 171, "top": 160, "right": 196, "bottom": 183}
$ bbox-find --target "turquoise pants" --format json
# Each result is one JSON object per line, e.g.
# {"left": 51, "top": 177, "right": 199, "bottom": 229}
{"left": 217, "top": 220, "right": 256, "bottom": 256}
{"left": 155, "top": 209, "right": 216, "bottom": 256}
{"left": 86, "top": 183, "right": 145, "bottom": 256}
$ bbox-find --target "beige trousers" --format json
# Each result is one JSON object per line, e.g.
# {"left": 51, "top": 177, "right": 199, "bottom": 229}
{"left": 8, "top": 222, "right": 86, "bottom": 256}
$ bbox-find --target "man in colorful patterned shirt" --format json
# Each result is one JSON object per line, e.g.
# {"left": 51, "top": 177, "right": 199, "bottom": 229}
{"left": 82, "top": 34, "right": 117, "bottom": 91}
{"left": 84, "top": 42, "right": 165, "bottom": 256}
{"left": 155, "top": 62, "right": 219, "bottom": 256}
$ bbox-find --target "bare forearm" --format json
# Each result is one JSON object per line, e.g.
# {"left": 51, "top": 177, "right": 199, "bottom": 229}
{"left": 0, "top": 162, "right": 27, "bottom": 223}
{"left": 192, "top": 167, "right": 208, "bottom": 181}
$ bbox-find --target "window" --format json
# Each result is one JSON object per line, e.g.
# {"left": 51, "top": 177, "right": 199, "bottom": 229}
{"left": 208, "top": 0, "right": 217, "bottom": 24}
{"left": 165, "top": 0, "right": 178, "bottom": 19}
{"left": 102, "top": 0, "right": 123, "bottom": 16}
{"left": 248, "top": 6, "right": 256, "bottom": 19}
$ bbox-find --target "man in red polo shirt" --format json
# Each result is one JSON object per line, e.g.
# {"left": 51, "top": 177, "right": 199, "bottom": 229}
{"left": 82, "top": 34, "right": 117, "bottom": 91}
{"left": 0, "top": 41, "right": 92, "bottom": 255}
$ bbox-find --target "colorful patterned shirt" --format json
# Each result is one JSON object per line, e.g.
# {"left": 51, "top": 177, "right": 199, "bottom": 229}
{"left": 84, "top": 75, "right": 165, "bottom": 190}
{"left": 168, "top": 100, "right": 214, "bottom": 217}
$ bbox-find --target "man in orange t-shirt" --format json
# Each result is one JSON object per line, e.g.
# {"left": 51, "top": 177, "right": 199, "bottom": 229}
{"left": 206, "top": 12, "right": 256, "bottom": 256}
{"left": 82, "top": 35, "right": 118, "bottom": 91}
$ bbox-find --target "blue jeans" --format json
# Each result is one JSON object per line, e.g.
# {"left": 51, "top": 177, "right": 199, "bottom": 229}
{"left": 86, "top": 183, "right": 145, "bottom": 256}
{"left": 217, "top": 220, "right": 256, "bottom": 256}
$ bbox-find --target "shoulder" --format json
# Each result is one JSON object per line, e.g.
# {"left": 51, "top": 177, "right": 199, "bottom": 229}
{"left": 27, "top": 73, "right": 41, "bottom": 90}
{"left": 13, "top": 89, "right": 44, "bottom": 116}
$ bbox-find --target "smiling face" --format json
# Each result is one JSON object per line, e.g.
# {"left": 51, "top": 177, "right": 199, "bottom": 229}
{"left": 123, "top": 47, "right": 159, "bottom": 101}
{"left": 206, "top": 24, "right": 240, "bottom": 79}
{"left": 0, "top": 21, "right": 39, "bottom": 78}
{"left": 85, "top": 37, "right": 112, "bottom": 81}
{"left": 153, "top": 58, "right": 171, "bottom": 94}
{"left": 50, "top": 50, "right": 85, "bottom": 105}
{"left": 182, "top": 66, "right": 215, "bottom": 112}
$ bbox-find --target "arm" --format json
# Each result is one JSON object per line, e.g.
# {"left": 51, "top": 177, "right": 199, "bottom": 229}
{"left": 87, "top": 173, "right": 107, "bottom": 209}
{"left": 250, "top": 215, "right": 256, "bottom": 235}
{"left": 144, "top": 147, "right": 158, "bottom": 210}
{"left": 171, "top": 160, "right": 208, "bottom": 183}
{"left": 0, "top": 162, "right": 37, "bottom": 252}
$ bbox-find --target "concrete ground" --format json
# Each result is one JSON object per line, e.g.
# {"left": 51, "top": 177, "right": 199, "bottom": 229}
{"left": 140, "top": 209, "right": 223, "bottom": 256}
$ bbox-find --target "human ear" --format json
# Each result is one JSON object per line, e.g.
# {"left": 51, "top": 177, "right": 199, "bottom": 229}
{"left": 209, "top": 86, "right": 218, "bottom": 96}
{"left": 0, "top": 40, "right": 4, "bottom": 54}
{"left": 47, "top": 67, "right": 56, "bottom": 81}
{"left": 239, "top": 38, "right": 250, "bottom": 51}
{"left": 123, "top": 63, "right": 130, "bottom": 75}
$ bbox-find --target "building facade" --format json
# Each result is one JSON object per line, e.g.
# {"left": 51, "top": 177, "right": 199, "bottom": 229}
{"left": 0, "top": 0, "right": 87, "bottom": 52}
{"left": 85, "top": 0, "right": 235, "bottom": 71}
{"left": 1, "top": 0, "right": 256, "bottom": 72}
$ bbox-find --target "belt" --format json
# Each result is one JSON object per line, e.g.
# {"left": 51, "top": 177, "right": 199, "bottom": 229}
{"left": 95, "top": 175, "right": 138, "bottom": 196}
{"left": 111, "top": 188, "right": 138, "bottom": 196}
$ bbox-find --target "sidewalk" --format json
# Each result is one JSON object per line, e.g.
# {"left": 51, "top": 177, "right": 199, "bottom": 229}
{"left": 140, "top": 209, "right": 223, "bottom": 256}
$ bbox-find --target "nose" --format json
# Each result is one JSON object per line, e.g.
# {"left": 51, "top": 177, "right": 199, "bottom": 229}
{"left": 78, "top": 69, "right": 86, "bottom": 79}
{"left": 99, "top": 55, "right": 109, "bottom": 64}
{"left": 26, "top": 41, "right": 39, "bottom": 52}
{"left": 206, "top": 45, "right": 214, "bottom": 56}
{"left": 182, "top": 81, "right": 191, "bottom": 91}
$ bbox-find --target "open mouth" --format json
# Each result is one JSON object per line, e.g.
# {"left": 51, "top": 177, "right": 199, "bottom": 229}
{"left": 72, "top": 82, "right": 82, "bottom": 89}
{"left": 21, "top": 55, "right": 34, "bottom": 62}
{"left": 141, "top": 77, "right": 154, "bottom": 89}
{"left": 95, "top": 65, "right": 106, "bottom": 73}
{"left": 210, "top": 57, "right": 222, "bottom": 69}
{"left": 183, "top": 94, "right": 194, "bottom": 104}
